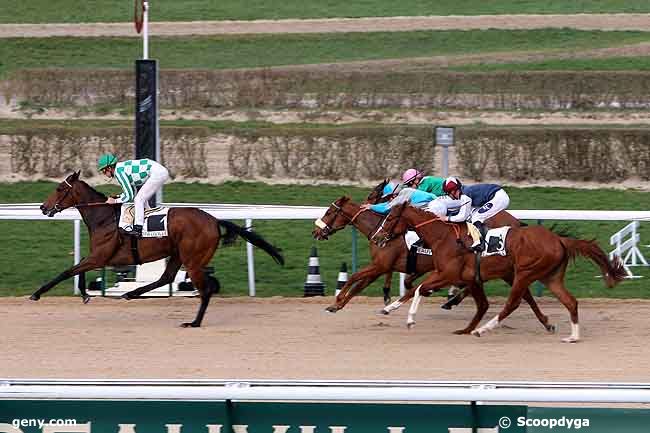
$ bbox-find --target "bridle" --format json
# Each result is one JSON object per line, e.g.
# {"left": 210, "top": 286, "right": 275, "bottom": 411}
{"left": 370, "top": 208, "right": 404, "bottom": 247}
{"left": 47, "top": 178, "right": 111, "bottom": 215}
{"left": 52, "top": 178, "right": 74, "bottom": 214}
{"left": 315, "top": 201, "right": 364, "bottom": 236}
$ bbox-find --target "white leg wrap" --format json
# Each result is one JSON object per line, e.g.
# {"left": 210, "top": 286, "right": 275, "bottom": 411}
{"left": 382, "top": 300, "right": 403, "bottom": 314}
{"left": 473, "top": 315, "right": 500, "bottom": 336}
{"left": 407, "top": 286, "right": 423, "bottom": 327}
{"left": 562, "top": 322, "right": 581, "bottom": 343}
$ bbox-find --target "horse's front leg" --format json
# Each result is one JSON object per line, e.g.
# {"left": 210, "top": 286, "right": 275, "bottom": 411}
{"left": 404, "top": 272, "right": 454, "bottom": 329}
{"left": 326, "top": 264, "right": 384, "bottom": 313}
{"left": 31, "top": 257, "right": 104, "bottom": 301}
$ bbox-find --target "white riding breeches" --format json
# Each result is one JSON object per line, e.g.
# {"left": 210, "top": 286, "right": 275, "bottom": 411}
{"left": 470, "top": 189, "right": 510, "bottom": 224}
{"left": 134, "top": 165, "right": 169, "bottom": 226}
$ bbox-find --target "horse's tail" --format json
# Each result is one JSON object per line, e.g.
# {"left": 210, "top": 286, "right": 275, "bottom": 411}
{"left": 217, "top": 220, "right": 285, "bottom": 266}
{"left": 560, "top": 237, "right": 626, "bottom": 288}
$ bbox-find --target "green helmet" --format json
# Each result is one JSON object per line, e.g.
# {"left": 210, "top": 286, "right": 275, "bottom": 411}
{"left": 97, "top": 153, "right": 118, "bottom": 171}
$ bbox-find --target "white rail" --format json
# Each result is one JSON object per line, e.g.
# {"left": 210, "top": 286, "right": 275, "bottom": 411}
{"left": 2, "top": 379, "right": 650, "bottom": 403}
{"left": 1, "top": 204, "right": 649, "bottom": 296}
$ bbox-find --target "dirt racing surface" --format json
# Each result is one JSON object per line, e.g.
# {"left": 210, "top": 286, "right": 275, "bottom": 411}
{"left": 2, "top": 296, "right": 649, "bottom": 381}
{"left": 2, "top": 14, "right": 650, "bottom": 38}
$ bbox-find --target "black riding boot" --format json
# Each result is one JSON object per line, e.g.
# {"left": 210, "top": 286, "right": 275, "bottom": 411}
{"left": 131, "top": 224, "right": 143, "bottom": 238}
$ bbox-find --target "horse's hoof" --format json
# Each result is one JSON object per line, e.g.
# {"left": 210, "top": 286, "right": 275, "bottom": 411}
{"left": 546, "top": 324, "right": 557, "bottom": 334}
{"left": 383, "top": 297, "right": 391, "bottom": 306}
{"left": 440, "top": 304, "right": 452, "bottom": 310}
{"left": 377, "top": 309, "right": 390, "bottom": 316}
{"left": 561, "top": 336, "right": 579, "bottom": 343}
{"left": 471, "top": 330, "right": 482, "bottom": 337}
{"left": 82, "top": 296, "right": 91, "bottom": 304}
{"left": 29, "top": 294, "right": 40, "bottom": 301}
{"left": 407, "top": 322, "right": 415, "bottom": 330}
{"left": 453, "top": 328, "right": 472, "bottom": 335}
{"left": 325, "top": 305, "right": 339, "bottom": 313}
{"left": 121, "top": 293, "right": 132, "bottom": 300}
{"left": 181, "top": 322, "right": 200, "bottom": 328}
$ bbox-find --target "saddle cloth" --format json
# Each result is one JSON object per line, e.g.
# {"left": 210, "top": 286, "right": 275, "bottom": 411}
{"left": 119, "top": 204, "right": 170, "bottom": 238}
{"left": 482, "top": 226, "right": 511, "bottom": 257}
{"left": 404, "top": 231, "right": 432, "bottom": 256}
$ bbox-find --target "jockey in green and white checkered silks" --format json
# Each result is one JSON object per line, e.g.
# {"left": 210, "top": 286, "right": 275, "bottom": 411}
{"left": 97, "top": 153, "right": 170, "bottom": 236}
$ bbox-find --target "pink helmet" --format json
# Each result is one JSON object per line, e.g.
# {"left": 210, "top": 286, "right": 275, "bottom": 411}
{"left": 402, "top": 168, "right": 423, "bottom": 185}
{"left": 443, "top": 176, "right": 462, "bottom": 195}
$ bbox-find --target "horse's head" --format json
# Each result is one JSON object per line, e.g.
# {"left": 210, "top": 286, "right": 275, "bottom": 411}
{"left": 312, "top": 196, "right": 358, "bottom": 240}
{"left": 40, "top": 171, "right": 84, "bottom": 217}
{"left": 366, "top": 178, "right": 401, "bottom": 205}
{"left": 370, "top": 202, "right": 410, "bottom": 247}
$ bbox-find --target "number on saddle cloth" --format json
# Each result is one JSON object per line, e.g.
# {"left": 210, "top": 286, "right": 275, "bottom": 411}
{"left": 118, "top": 204, "right": 170, "bottom": 238}
{"left": 482, "top": 226, "right": 511, "bottom": 257}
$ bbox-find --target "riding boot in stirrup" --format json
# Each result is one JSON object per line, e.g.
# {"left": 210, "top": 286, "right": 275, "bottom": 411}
{"left": 471, "top": 221, "right": 486, "bottom": 253}
{"left": 131, "top": 224, "right": 143, "bottom": 238}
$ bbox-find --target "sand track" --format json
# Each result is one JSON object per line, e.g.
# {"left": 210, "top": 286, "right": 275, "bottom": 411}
{"left": 2, "top": 296, "right": 649, "bottom": 380}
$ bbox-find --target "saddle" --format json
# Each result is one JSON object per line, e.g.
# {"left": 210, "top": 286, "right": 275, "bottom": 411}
{"left": 404, "top": 231, "right": 431, "bottom": 274}
{"left": 119, "top": 204, "right": 170, "bottom": 238}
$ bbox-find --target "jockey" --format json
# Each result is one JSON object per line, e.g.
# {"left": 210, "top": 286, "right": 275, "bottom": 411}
{"left": 97, "top": 153, "right": 170, "bottom": 238}
{"left": 361, "top": 187, "right": 435, "bottom": 214}
{"left": 441, "top": 176, "right": 511, "bottom": 252}
{"left": 402, "top": 168, "right": 445, "bottom": 196}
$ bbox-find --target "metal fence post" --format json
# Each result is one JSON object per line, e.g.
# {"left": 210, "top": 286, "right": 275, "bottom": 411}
{"left": 246, "top": 218, "right": 256, "bottom": 296}
{"left": 73, "top": 219, "right": 81, "bottom": 295}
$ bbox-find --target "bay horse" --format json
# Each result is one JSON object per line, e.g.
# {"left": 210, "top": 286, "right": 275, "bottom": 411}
{"left": 35, "top": 171, "right": 284, "bottom": 327}
{"left": 313, "top": 196, "right": 555, "bottom": 334}
{"left": 374, "top": 203, "right": 626, "bottom": 342}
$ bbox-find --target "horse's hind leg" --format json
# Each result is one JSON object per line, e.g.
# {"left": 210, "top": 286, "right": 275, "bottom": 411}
{"left": 503, "top": 275, "right": 555, "bottom": 333}
{"left": 182, "top": 268, "right": 213, "bottom": 328}
{"left": 122, "top": 256, "right": 182, "bottom": 300}
{"left": 453, "top": 283, "right": 489, "bottom": 335}
{"left": 540, "top": 263, "right": 579, "bottom": 343}
{"left": 522, "top": 289, "right": 555, "bottom": 333}
{"left": 472, "top": 275, "right": 532, "bottom": 337}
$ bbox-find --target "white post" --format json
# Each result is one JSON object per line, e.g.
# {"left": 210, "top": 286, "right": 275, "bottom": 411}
{"left": 142, "top": 1, "right": 149, "bottom": 60}
{"left": 399, "top": 272, "right": 406, "bottom": 297}
{"left": 73, "top": 219, "right": 81, "bottom": 295}
{"left": 246, "top": 219, "right": 256, "bottom": 296}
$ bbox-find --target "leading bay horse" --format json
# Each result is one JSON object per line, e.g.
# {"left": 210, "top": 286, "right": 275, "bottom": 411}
{"left": 35, "top": 171, "right": 284, "bottom": 327}
{"left": 375, "top": 203, "right": 626, "bottom": 342}
{"left": 313, "top": 196, "right": 555, "bottom": 334}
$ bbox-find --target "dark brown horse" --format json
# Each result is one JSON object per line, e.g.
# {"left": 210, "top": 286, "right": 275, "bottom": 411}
{"left": 374, "top": 203, "right": 626, "bottom": 342}
{"left": 35, "top": 171, "right": 284, "bottom": 327}
{"left": 313, "top": 196, "right": 555, "bottom": 334}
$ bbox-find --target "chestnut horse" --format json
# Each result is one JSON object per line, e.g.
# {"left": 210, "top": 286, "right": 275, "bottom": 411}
{"left": 375, "top": 203, "right": 626, "bottom": 342}
{"left": 35, "top": 171, "right": 284, "bottom": 327}
{"left": 313, "top": 196, "right": 555, "bottom": 334}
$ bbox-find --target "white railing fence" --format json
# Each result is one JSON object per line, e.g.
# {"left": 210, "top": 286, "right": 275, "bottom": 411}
{"left": 2, "top": 379, "right": 650, "bottom": 403}
{"left": 1, "top": 204, "right": 649, "bottom": 296}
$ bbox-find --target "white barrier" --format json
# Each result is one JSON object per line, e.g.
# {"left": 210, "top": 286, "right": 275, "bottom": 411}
{"left": 610, "top": 221, "right": 649, "bottom": 278}
{"left": 1, "top": 204, "right": 649, "bottom": 296}
{"left": 2, "top": 379, "right": 650, "bottom": 403}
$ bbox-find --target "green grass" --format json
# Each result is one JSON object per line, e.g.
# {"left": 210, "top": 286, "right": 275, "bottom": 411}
{"left": 1, "top": 0, "right": 649, "bottom": 23}
{"left": 1, "top": 182, "right": 649, "bottom": 300}
{"left": 3, "top": 30, "right": 650, "bottom": 77}
{"left": 453, "top": 56, "right": 650, "bottom": 72}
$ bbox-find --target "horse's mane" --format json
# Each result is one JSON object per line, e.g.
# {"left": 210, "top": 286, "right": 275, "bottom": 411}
{"left": 78, "top": 179, "right": 107, "bottom": 201}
